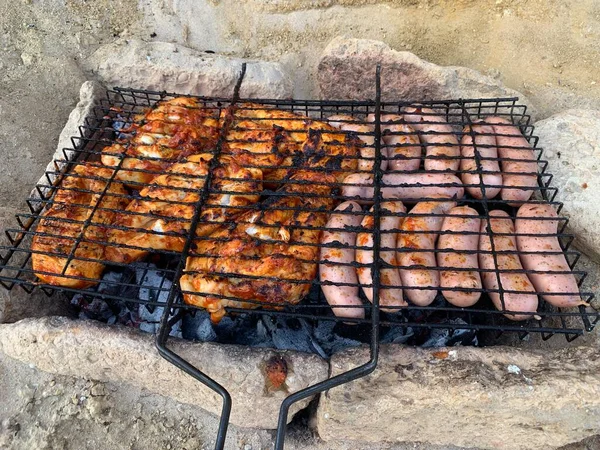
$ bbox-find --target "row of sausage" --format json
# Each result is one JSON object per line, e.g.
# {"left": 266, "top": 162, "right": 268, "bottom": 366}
{"left": 319, "top": 201, "right": 587, "bottom": 321}
{"left": 328, "top": 109, "right": 537, "bottom": 206}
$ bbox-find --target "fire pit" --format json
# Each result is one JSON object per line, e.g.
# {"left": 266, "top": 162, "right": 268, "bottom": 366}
{"left": 0, "top": 65, "right": 598, "bottom": 449}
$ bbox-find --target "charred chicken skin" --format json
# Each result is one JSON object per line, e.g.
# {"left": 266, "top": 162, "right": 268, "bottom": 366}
{"left": 31, "top": 164, "right": 129, "bottom": 288}
{"left": 104, "top": 153, "right": 263, "bottom": 264}
{"left": 101, "top": 97, "right": 220, "bottom": 187}
{"left": 223, "top": 103, "right": 360, "bottom": 185}
{"left": 180, "top": 171, "right": 336, "bottom": 323}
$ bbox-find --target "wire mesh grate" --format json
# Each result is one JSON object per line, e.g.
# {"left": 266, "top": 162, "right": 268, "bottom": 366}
{"left": 1, "top": 89, "right": 595, "bottom": 337}
{"left": 0, "top": 66, "right": 598, "bottom": 449}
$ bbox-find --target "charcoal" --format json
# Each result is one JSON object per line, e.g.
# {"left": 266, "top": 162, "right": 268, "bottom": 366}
{"left": 420, "top": 318, "right": 478, "bottom": 348}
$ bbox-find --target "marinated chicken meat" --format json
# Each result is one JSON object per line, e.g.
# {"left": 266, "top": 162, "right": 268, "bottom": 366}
{"left": 31, "top": 163, "right": 129, "bottom": 288}
{"left": 223, "top": 103, "right": 359, "bottom": 185}
{"left": 101, "top": 97, "right": 220, "bottom": 187}
{"left": 105, "top": 153, "right": 263, "bottom": 264}
{"left": 180, "top": 171, "right": 336, "bottom": 323}
{"left": 32, "top": 99, "right": 360, "bottom": 320}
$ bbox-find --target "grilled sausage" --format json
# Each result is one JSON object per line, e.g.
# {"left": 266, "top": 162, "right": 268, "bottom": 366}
{"left": 403, "top": 106, "right": 460, "bottom": 172}
{"left": 478, "top": 210, "right": 539, "bottom": 320}
{"left": 341, "top": 172, "right": 464, "bottom": 204}
{"left": 328, "top": 114, "right": 388, "bottom": 172}
{"left": 397, "top": 200, "right": 457, "bottom": 306}
{"left": 356, "top": 201, "right": 407, "bottom": 312}
{"left": 515, "top": 203, "right": 587, "bottom": 308}
{"left": 367, "top": 113, "right": 421, "bottom": 172}
{"left": 319, "top": 201, "right": 365, "bottom": 319}
{"left": 484, "top": 116, "right": 537, "bottom": 206}
{"left": 460, "top": 122, "right": 502, "bottom": 199}
{"left": 437, "top": 206, "right": 482, "bottom": 307}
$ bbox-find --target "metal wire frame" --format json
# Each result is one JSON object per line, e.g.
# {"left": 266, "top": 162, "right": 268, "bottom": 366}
{"left": 0, "top": 65, "right": 598, "bottom": 449}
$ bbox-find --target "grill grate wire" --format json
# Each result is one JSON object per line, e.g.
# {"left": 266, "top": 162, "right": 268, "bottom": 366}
{"left": 0, "top": 64, "right": 598, "bottom": 449}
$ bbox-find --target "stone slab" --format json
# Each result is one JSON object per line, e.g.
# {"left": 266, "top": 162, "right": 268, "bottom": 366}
{"left": 85, "top": 38, "right": 293, "bottom": 99}
{"left": 534, "top": 109, "right": 600, "bottom": 260}
{"left": 317, "top": 37, "right": 537, "bottom": 117}
{"left": 0, "top": 317, "right": 329, "bottom": 429}
{"left": 317, "top": 344, "right": 600, "bottom": 450}
{"left": 31, "top": 80, "right": 107, "bottom": 201}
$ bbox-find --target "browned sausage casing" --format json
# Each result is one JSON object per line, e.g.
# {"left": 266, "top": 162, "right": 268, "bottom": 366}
{"left": 485, "top": 116, "right": 537, "bottom": 206}
{"left": 397, "top": 200, "right": 456, "bottom": 306}
{"left": 403, "top": 106, "right": 460, "bottom": 172}
{"left": 515, "top": 203, "right": 587, "bottom": 308}
{"left": 437, "top": 206, "right": 482, "bottom": 307}
{"left": 478, "top": 210, "right": 538, "bottom": 320}
{"left": 356, "top": 201, "right": 407, "bottom": 312}
{"left": 460, "top": 123, "right": 502, "bottom": 199}
{"left": 319, "top": 201, "right": 365, "bottom": 319}
{"left": 367, "top": 113, "right": 421, "bottom": 172}
{"left": 342, "top": 172, "right": 464, "bottom": 204}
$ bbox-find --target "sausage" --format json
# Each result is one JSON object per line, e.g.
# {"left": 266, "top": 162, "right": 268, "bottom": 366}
{"left": 478, "top": 210, "right": 539, "bottom": 321}
{"left": 319, "top": 201, "right": 365, "bottom": 319}
{"left": 515, "top": 203, "right": 587, "bottom": 308}
{"left": 327, "top": 114, "right": 388, "bottom": 172}
{"left": 403, "top": 106, "right": 460, "bottom": 172}
{"left": 437, "top": 206, "right": 482, "bottom": 307}
{"left": 367, "top": 114, "right": 421, "bottom": 172}
{"left": 356, "top": 201, "right": 407, "bottom": 312}
{"left": 397, "top": 200, "right": 456, "bottom": 306}
{"left": 341, "top": 172, "right": 464, "bottom": 204}
{"left": 460, "top": 122, "right": 502, "bottom": 199}
{"left": 484, "top": 116, "right": 537, "bottom": 206}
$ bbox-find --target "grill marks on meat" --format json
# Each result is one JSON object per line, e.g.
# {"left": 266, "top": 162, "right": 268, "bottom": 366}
{"left": 104, "top": 154, "right": 263, "bottom": 264}
{"left": 178, "top": 106, "right": 359, "bottom": 321}
{"left": 181, "top": 171, "right": 335, "bottom": 323}
{"left": 32, "top": 98, "right": 359, "bottom": 317}
{"left": 223, "top": 103, "right": 360, "bottom": 186}
{"left": 31, "top": 164, "right": 129, "bottom": 288}
{"left": 101, "top": 97, "right": 221, "bottom": 187}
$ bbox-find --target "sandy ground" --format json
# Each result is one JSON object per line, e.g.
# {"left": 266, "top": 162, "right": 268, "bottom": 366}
{"left": 1, "top": 0, "right": 600, "bottom": 448}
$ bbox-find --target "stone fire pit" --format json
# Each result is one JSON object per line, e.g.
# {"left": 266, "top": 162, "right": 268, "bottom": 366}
{"left": 2, "top": 37, "right": 600, "bottom": 450}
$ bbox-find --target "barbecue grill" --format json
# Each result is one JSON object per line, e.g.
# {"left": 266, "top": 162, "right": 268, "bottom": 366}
{"left": 0, "top": 65, "right": 598, "bottom": 449}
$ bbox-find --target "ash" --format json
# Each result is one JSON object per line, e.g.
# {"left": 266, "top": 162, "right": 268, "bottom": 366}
{"left": 71, "top": 267, "right": 477, "bottom": 358}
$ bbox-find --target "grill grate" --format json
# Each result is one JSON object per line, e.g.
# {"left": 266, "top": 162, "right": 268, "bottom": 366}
{"left": 0, "top": 65, "right": 598, "bottom": 449}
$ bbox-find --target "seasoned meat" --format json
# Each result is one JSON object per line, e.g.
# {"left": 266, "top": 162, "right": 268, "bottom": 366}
{"left": 105, "top": 154, "right": 263, "bottom": 264}
{"left": 31, "top": 99, "right": 359, "bottom": 321}
{"left": 31, "top": 163, "right": 129, "bottom": 288}
{"left": 101, "top": 97, "right": 221, "bottom": 187}
{"left": 223, "top": 103, "right": 359, "bottom": 186}
{"left": 180, "top": 171, "right": 335, "bottom": 323}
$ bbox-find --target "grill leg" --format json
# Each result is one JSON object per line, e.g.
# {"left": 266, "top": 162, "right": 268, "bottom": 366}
{"left": 155, "top": 337, "right": 232, "bottom": 450}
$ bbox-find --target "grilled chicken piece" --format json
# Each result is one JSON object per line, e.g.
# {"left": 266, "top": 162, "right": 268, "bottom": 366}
{"left": 223, "top": 103, "right": 359, "bottom": 185}
{"left": 180, "top": 171, "right": 335, "bottom": 323}
{"left": 101, "top": 97, "right": 221, "bottom": 187}
{"left": 105, "top": 154, "right": 263, "bottom": 264}
{"left": 31, "top": 164, "right": 129, "bottom": 288}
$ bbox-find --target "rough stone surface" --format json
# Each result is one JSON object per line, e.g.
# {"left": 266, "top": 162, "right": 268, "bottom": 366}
{"left": 0, "top": 280, "right": 69, "bottom": 325}
{"left": 318, "top": 37, "right": 537, "bottom": 116}
{"left": 33, "top": 81, "right": 107, "bottom": 200}
{"left": 0, "top": 285, "right": 68, "bottom": 325}
{"left": 85, "top": 38, "right": 293, "bottom": 99}
{"left": 534, "top": 110, "right": 600, "bottom": 260}
{"left": 317, "top": 344, "right": 600, "bottom": 450}
{"left": 0, "top": 317, "right": 328, "bottom": 429}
